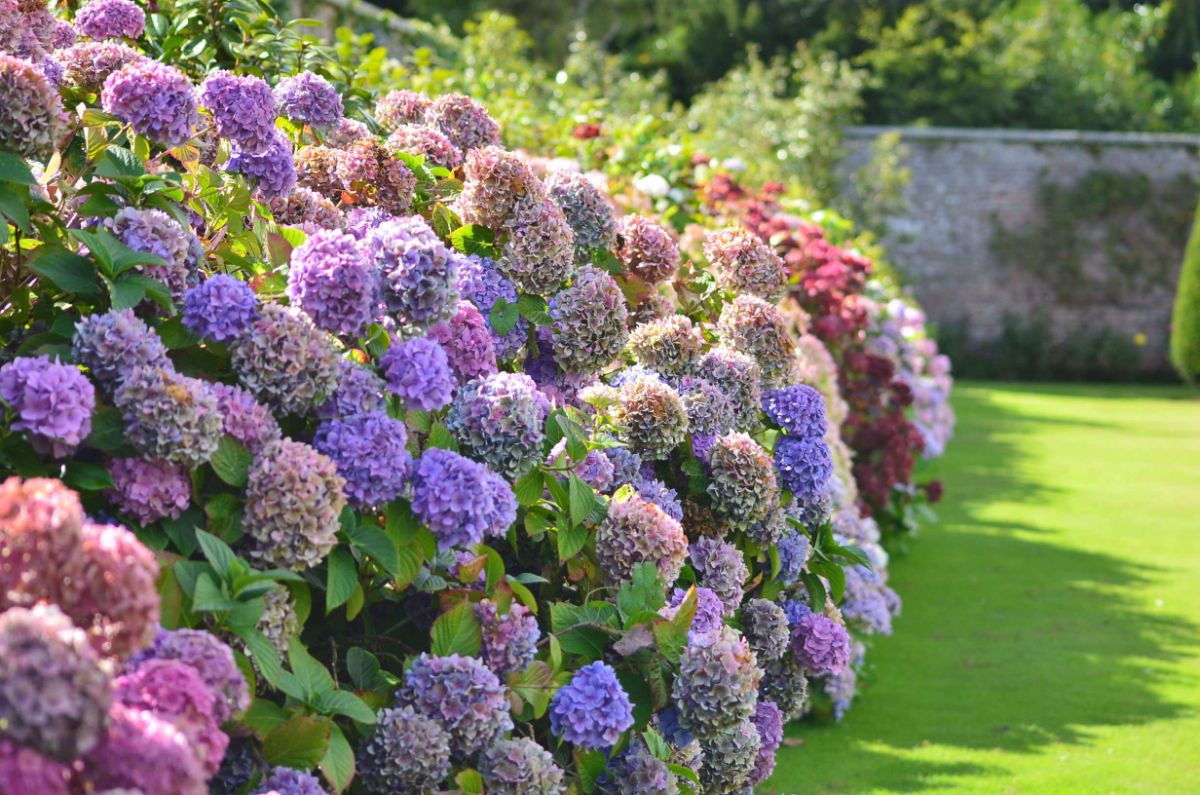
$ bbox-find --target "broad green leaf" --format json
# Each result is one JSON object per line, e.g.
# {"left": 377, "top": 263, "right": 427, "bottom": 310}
{"left": 427, "top": 422, "right": 458, "bottom": 451}
{"left": 514, "top": 469, "right": 544, "bottom": 506}
{"left": 456, "top": 769, "right": 485, "bottom": 795}
{"left": 567, "top": 474, "right": 597, "bottom": 526}
{"left": 616, "top": 562, "right": 665, "bottom": 623}
{"left": 325, "top": 547, "right": 357, "bottom": 614}
{"left": 431, "top": 600, "right": 482, "bottom": 657}
{"left": 191, "top": 572, "right": 237, "bottom": 612}
{"left": 643, "top": 727, "right": 670, "bottom": 760}
{"left": 85, "top": 407, "right": 126, "bottom": 452}
{"left": 62, "top": 461, "right": 113, "bottom": 491}
{"left": 320, "top": 723, "right": 355, "bottom": 793}
{"left": 346, "top": 524, "right": 400, "bottom": 580}
{"left": 346, "top": 647, "right": 387, "bottom": 691}
{"left": 262, "top": 715, "right": 332, "bottom": 769}
{"left": 489, "top": 297, "right": 520, "bottom": 336}
{"left": 240, "top": 697, "right": 287, "bottom": 737}
{"left": 95, "top": 147, "right": 145, "bottom": 179}
{"left": 0, "top": 152, "right": 35, "bottom": 184}
{"left": 556, "top": 520, "right": 588, "bottom": 562}
{"left": 194, "top": 529, "right": 238, "bottom": 580}
{"left": 289, "top": 637, "right": 336, "bottom": 698}
{"left": 23, "top": 247, "right": 101, "bottom": 296}
{"left": 449, "top": 223, "right": 495, "bottom": 257}
{"left": 239, "top": 630, "right": 283, "bottom": 689}
{"left": 211, "top": 435, "right": 253, "bottom": 487}
{"left": 316, "top": 690, "right": 377, "bottom": 724}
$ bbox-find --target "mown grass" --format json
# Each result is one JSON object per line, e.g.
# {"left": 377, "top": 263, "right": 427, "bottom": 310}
{"left": 767, "top": 382, "right": 1200, "bottom": 794}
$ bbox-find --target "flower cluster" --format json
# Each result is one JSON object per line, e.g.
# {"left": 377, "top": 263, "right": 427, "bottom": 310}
{"left": 397, "top": 653, "right": 513, "bottom": 756}
{"left": 596, "top": 495, "right": 688, "bottom": 585}
{"left": 410, "top": 448, "right": 516, "bottom": 549}
{"left": 549, "top": 662, "right": 634, "bottom": 750}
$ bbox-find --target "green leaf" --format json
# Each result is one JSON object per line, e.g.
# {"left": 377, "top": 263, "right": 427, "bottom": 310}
{"left": 427, "top": 422, "right": 458, "bottom": 451}
{"left": 556, "top": 520, "right": 588, "bottom": 562}
{"left": 108, "top": 277, "right": 145, "bottom": 311}
{"left": 616, "top": 562, "right": 666, "bottom": 623}
{"left": 578, "top": 750, "right": 609, "bottom": 793}
{"left": 289, "top": 637, "right": 337, "bottom": 697}
{"left": 241, "top": 630, "right": 283, "bottom": 688}
{"left": 95, "top": 147, "right": 145, "bottom": 179}
{"left": 489, "top": 297, "right": 520, "bottom": 336}
{"left": 62, "top": 461, "right": 113, "bottom": 491}
{"left": 23, "top": 247, "right": 101, "bottom": 296}
{"left": 195, "top": 529, "right": 238, "bottom": 580}
{"left": 262, "top": 715, "right": 332, "bottom": 769}
{"left": 156, "top": 315, "right": 200, "bottom": 349}
{"left": 85, "top": 407, "right": 126, "bottom": 452}
{"left": 567, "top": 474, "right": 597, "bottom": 526}
{"left": 456, "top": 769, "right": 485, "bottom": 795}
{"left": 161, "top": 508, "right": 202, "bottom": 556}
{"left": 0, "top": 152, "right": 36, "bottom": 185}
{"left": 210, "top": 435, "right": 253, "bottom": 487}
{"left": 449, "top": 223, "right": 495, "bottom": 257}
{"left": 643, "top": 727, "right": 670, "bottom": 760}
{"left": 192, "top": 572, "right": 237, "bottom": 612}
{"left": 325, "top": 547, "right": 358, "bottom": 614}
{"left": 430, "top": 600, "right": 482, "bottom": 657}
{"left": 116, "top": 273, "right": 174, "bottom": 313}
{"left": 550, "top": 601, "right": 619, "bottom": 660}
{"left": 315, "top": 689, "right": 377, "bottom": 724}
{"left": 240, "top": 697, "right": 287, "bottom": 737}
{"left": 346, "top": 647, "right": 388, "bottom": 691}
{"left": 513, "top": 469, "right": 544, "bottom": 506}
{"left": 346, "top": 524, "right": 400, "bottom": 579}
{"left": 509, "top": 661, "right": 561, "bottom": 718}
{"left": 320, "top": 723, "right": 355, "bottom": 793}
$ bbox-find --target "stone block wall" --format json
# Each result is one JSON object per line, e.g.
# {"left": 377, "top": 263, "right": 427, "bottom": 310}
{"left": 839, "top": 126, "right": 1200, "bottom": 375}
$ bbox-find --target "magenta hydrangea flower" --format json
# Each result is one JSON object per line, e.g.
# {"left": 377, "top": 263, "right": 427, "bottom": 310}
{"left": 456, "top": 254, "right": 526, "bottom": 359}
{"left": 0, "top": 604, "right": 111, "bottom": 761}
{"left": 792, "top": 610, "right": 852, "bottom": 675}
{"left": 397, "top": 653, "right": 513, "bottom": 757}
{"left": 314, "top": 411, "right": 412, "bottom": 508}
{"left": 673, "top": 627, "right": 760, "bottom": 741}
{"left": 375, "top": 89, "right": 430, "bottom": 131}
{"left": 446, "top": 372, "right": 548, "bottom": 480}
{"left": 72, "top": 308, "right": 170, "bottom": 393}
{"left": 476, "top": 599, "right": 539, "bottom": 677}
{"left": 410, "top": 448, "right": 516, "bottom": 549}
{"left": 227, "top": 129, "right": 296, "bottom": 199}
{"left": 0, "top": 53, "right": 69, "bottom": 159}
{"left": 704, "top": 225, "right": 787, "bottom": 301}
{"left": 317, "top": 359, "right": 386, "bottom": 419}
{"left": 75, "top": 0, "right": 144, "bottom": 40}
{"left": 112, "top": 365, "right": 221, "bottom": 467}
{"left": 595, "top": 495, "right": 688, "bottom": 585}
{"left": 774, "top": 435, "right": 833, "bottom": 501}
{"left": 130, "top": 627, "right": 250, "bottom": 723}
{"left": 0, "top": 740, "right": 71, "bottom": 795}
{"left": 113, "top": 658, "right": 227, "bottom": 775}
{"left": 425, "top": 93, "right": 501, "bottom": 152}
{"left": 689, "top": 537, "right": 749, "bottom": 616}
{"left": 546, "top": 171, "right": 615, "bottom": 258}
{"left": 105, "top": 457, "right": 190, "bottom": 525}
{"left": 386, "top": 123, "right": 461, "bottom": 169}
{"left": 428, "top": 300, "right": 498, "bottom": 384}
{"left": 208, "top": 381, "right": 281, "bottom": 454}
{"left": 101, "top": 59, "right": 196, "bottom": 147}
{"left": 615, "top": 215, "right": 679, "bottom": 284}
{"left": 380, "top": 336, "right": 455, "bottom": 411}
{"left": 274, "top": 71, "right": 343, "bottom": 129}
{"left": 362, "top": 215, "right": 460, "bottom": 333}
{"left": 182, "top": 274, "right": 259, "bottom": 342}
{"left": 106, "top": 206, "right": 192, "bottom": 299}
{"left": 0, "top": 478, "right": 85, "bottom": 611}
{"left": 231, "top": 303, "right": 340, "bottom": 416}
{"left": 242, "top": 438, "right": 346, "bottom": 571}
{"left": 76, "top": 704, "right": 206, "bottom": 795}
{"left": 549, "top": 661, "right": 633, "bottom": 750}
{"left": 287, "top": 229, "right": 378, "bottom": 337}
{"left": 0, "top": 356, "right": 94, "bottom": 458}
{"left": 548, "top": 265, "right": 629, "bottom": 373}
{"left": 199, "top": 69, "right": 277, "bottom": 153}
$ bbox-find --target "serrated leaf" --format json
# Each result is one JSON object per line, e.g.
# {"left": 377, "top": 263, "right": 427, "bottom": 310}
{"left": 289, "top": 637, "right": 336, "bottom": 697}
{"left": 0, "top": 152, "right": 35, "bottom": 184}
{"left": 239, "top": 629, "right": 283, "bottom": 688}
{"left": 616, "top": 562, "right": 665, "bottom": 623}
{"left": 320, "top": 723, "right": 355, "bottom": 793}
{"left": 316, "top": 689, "right": 377, "bottom": 724}
{"left": 449, "top": 223, "right": 495, "bottom": 257}
{"left": 262, "top": 715, "right": 331, "bottom": 769}
{"left": 513, "top": 469, "right": 544, "bottom": 506}
{"left": 325, "top": 547, "right": 357, "bottom": 614}
{"left": 346, "top": 524, "right": 402, "bottom": 581}
{"left": 567, "top": 474, "right": 597, "bottom": 526}
{"left": 643, "top": 727, "right": 670, "bottom": 760}
{"left": 23, "top": 247, "right": 101, "bottom": 296}
{"left": 430, "top": 600, "right": 482, "bottom": 657}
{"left": 427, "top": 421, "right": 457, "bottom": 451}
{"left": 556, "top": 520, "right": 588, "bottom": 562}
{"left": 95, "top": 147, "right": 145, "bottom": 179}
{"left": 194, "top": 529, "right": 238, "bottom": 580}
{"left": 508, "top": 661, "right": 560, "bottom": 718}
{"left": 346, "top": 647, "right": 387, "bottom": 691}
{"left": 211, "top": 435, "right": 253, "bottom": 487}
{"left": 456, "top": 769, "right": 485, "bottom": 795}
{"left": 192, "top": 572, "right": 237, "bottom": 612}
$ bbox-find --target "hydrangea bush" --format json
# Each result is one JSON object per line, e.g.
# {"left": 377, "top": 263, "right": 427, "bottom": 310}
{"left": 0, "top": 3, "right": 952, "bottom": 792}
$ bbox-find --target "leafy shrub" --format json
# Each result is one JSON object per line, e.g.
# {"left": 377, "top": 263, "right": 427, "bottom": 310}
{"left": 1171, "top": 201, "right": 1200, "bottom": 382}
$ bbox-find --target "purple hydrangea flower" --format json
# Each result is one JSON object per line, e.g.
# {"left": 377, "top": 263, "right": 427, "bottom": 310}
{"left": 428, "top": 301, "right": 497, "bottom": 384}
{"left": 609, "top": 736, "right": 678, "bottom": 795}
{"left": 746, "top": 699, "right": 784, "bottom": 786}
{"left": 51, "top": 18, "right": 78, "bottom": 49}
{"left": 232, "top": 303, "right": 340, "bottom": 415}
{"left": 455, "top": 254, "right": 526, "bottom": 359}
{"left": 446, "top": 372, "right": 549, "bottom": 480}
{"left": 38, "top": 57, "right": 64, "bottom": 87}
{"left": 546, "top": 171, "right": 615, "bottom": 258}
{"left": 386, "top": 123, "right": 461, "bottom": 170}
{"left": 761, "top": 655, "right": 808, "bottom": 723}
{"left": 325, "top": 116, "right": 371, "bottom": 148}
{"left": 457, "top": 146, "right": 543, "bottom": 229}
{"left": 0, "top": 54, "right": 69, "bottom": 159}
{"left": 674, "top": 627, "right": 760, "bottom": 741}
{"left": 113, "top": 658, "right": 226, "bottom": 775}
{"left": 72, "top": 309, "right": 169, "bottom": 394}
{"left": 425, "top": 93, "right": 500, "bottom": 152}
{"left": 661, "top": 586, "right": 725, "bottom": 643}
{"left": 357, "top": 706, "right": 451, "bottom": 794}
{"left": 343, "top": 206, "right": 394, "bottom": 240}
{"left": 841, "top": 565, "right": 899, "bottom": 636}
{"left": 549, "top": 661, "right": 633, "bottom": 750}
{"left": 227, "top": 129, "right": 296, "bottom": 199}
{"left": 76, "top": 704, "right": 206, "bottom": 795}
{"left": 105, "top": 206, "right": 192, "bottom": 300}
{"left": 717, "top": 295, "right": 795, "bottom": 387}
{"left": 54, "top": 40, "right": 144, "bottom": 92}
{"left": 498, "top": 195, "right": 576, "bottom": 297}
{"left": 182, "top": 274, "right": 259, "bottom": 342}
{"left": 595, "top": 495, "right": 688, "bottom": 585}
{"left": 0, "top": 356, "right": 94, "bottom": 457}
{"left": 199, "top": 69, "right": 277, "bottom": 153}
{"left": 774, "top": 435, "right": 833, "bottom": 501}
{"left": 0, "top": 739, "right": 71, "bottom": 795}
{"left": 101, "top": 59, "right": 196, "bottom": 147}
{"left": 548, "top": 265, "right": 629, "bottom": 373}
{"left": 634, "top": 478, "right": 683, "bottom": 521}
{"left": 476, "top": 599, "right": 539, "bottom": 676}
{"left": 105, "top": 457, "right": 190, "bottom": 525}
{"left": 479, "top": 737, "right": 565, "bottom": 795}
{"left": 776, "top": 528, "right": 810, "bottom": 585}
{"left": 410, "top": 449, "right": 515, "bottom": 549}
{"left": 253, "top": 765, "right": 326, "bottom": 795}
{"left": 362, "top": 216, "right": 460, "bottom": 333}
{"left": 762, "top": 384, "right": 827, "bottom": 439}
{"left": 397, "top": 653, "right": 513, "bottom": 757}
{"left": 696, "top": 347, "right": 762, "bottom": 430}
{"left": 130, "top": 627, "right": 249, "bottom": 723}
{"left": 615, "top": 215, "right": 678, "bottom": 284}
{"left": 603, "top": 447, "right": 643, "bottom": 490}
{"left": 573, "top": 449, "right": 614, "bottom": 493}
{"left": 706, "top": 432, "right": 778, "bottom": 529}
{"left": 273, "top": 71, "right": 342, "bottom": 129}
{"left": 208, "top": 381, "right": 281, "bottom": 454}
{"left": 112, "top": 366, "right": 221, "bottom": 467}
{"left": 317, "top": 359, "right": 386, "bottom": 419}
{"left": 704, "top": 225, "right": 786, "bottom": 302}
{"left": 0, "top": 604, "right": 111, "bottom": 762}
{"left": 792, "top": 611, "right": 852, "bottom": 675}
{"left": 287, "top": 229, "right": 378, "bottom": 337}
{"left": 380, "top": 336, "right": 455, "bottom": 411}
{"left": 313, "top": 411, "right": 412, "bottom": 508}
{"left": 75, "top": 0, "right": 144, "bottom": 40}
{"left": 689, "top": 537, "right": 749, "bottom": 615}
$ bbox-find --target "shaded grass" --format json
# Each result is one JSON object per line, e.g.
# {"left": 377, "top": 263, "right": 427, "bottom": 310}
{"left": 766, "top": 382, "right": 1200, "bottom": 794}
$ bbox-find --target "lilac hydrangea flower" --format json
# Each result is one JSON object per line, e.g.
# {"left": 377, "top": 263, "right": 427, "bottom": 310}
{"left": 615, "top": 215, "right": 678, "bottom": 284}
{"left": 54, "top": 40, "right": 143, "bottom": 91}
{"left": 199, "top": 70, "right": 277, "bottom": 154}
{"left": 386, "top": 123, "right": 461, "bottom": 169}
{"left": 380, "top": 336, "right": 454, "bottom": 411}
{"left": 717, "top": 295, "right": 795, "bottom": 387}
{"left": 101, "top": 59, "right": 196, "bottom": 147}
{"left": 573, "top": 448, "right": 615, "bottom": 493}
{"left": 425, "top": 93, "right": 500, "bottom": 152}
{"left": 313, "top": 412, "right": 412, "bottom": 508}
{"left": 457, "top": 146, "right": 543, "bottom": 229}
{"left": 75, "top": 0, "right": 144, "bottom": 40}
{"left": 696, "top": 347, "right": 762, "bottom": 430}
{"left": 595, "top": 495, "right": 688, "bottom": 585}
{"left": 76, "top": 704, "right": 206, "bottom": 795}
{"left": 614, "top": 376, "right": 688, "bottom": 461}
{"left": 546, "top": 171, "right": 615, "bottom": 258}
{"left": 761, "top": 655, "right": 809, "bottom": 723}
{"left": 227, "top": 129, "right": 296, "bottom": 199}
{"left": 72, "top": 309, "right": 169, "bottom": 394}
{"left": 287, "top": 229, "right": 378, "bottom": 337}
{"left": 317, "top": 359, "right": 386, "bottom": 419}
{"left": 792, "top": 610, "right": 852, "bottom": 675}
{"left": 841, "top": 565, "right": 899, "bottom": 636}
{"left": 762, "top": 384, "right": 827, "bottom": 439}
{"left": 397, "top": 653, "right": 513, "bottom": 757}
{"left": 634, "top": 478, "right": 683, "bottom": 522}
{"left": 689, "top": 537, "right": 749, "bottom": 615}
{"left": 253, "top": 765, "right": 327, "bottom": 795}
{"left": 429, "top": 301, "right": 497, "bottom": 384}
{"left": 231, "top": 303, "right": 340, "bottom": 416}
{"left": 112, "top": 366, "right": 221, "bottom": 467}
{"left": 446, "top": 372, "right": 549, "bottom": 480}
{"left": 706, "top": 432, "right": 778, "bottom": 529}
{"left": 455, "top": 254, "right": 526, "bottom": 359}
{"left": 774, "top": 435, "right": 833, "bottom": 501}
{"left": 549, "top": 661, "right": 634, "bottom": 750}
{"left": 273, "top": 71, "right": 342, "bottom": 129}
{"left": 741, "top": 598, "right": 790, "bottom": 662}
{"left": 603, "top": 447, "right": 643, "bottom": 490}
{"left": 105, "top": 206, "right": 192, "bottom": 300}
{"left": 628, "top": 315, "right": 703, "bottom": 377}
{"left": 182, "top": 274, "right": 258, "bottom": 342}
{"left": 746, "top": 699, "right": 784, "bottom": 786}
{"left": 357, "top": 706, "right": 451, "bottom": 794}
{"left": 479, "top": 737, "right": 565, "bottom": 795}
{"left": 609, "top": 736, "right": 678, "bottom": 795}
{"left": 105, "top": 457, "right": 190, "bottom": 525}
{"left": 0, "top": 54, "right": 69, "bottom": 159}
{"left": 362, "top": 215, "right": 460, "bottom": 333}
{"left": 661, "top": 586, "right": 725, "bottom": 643}
{"left": 113, "top": 658, "right": 226, "bottom": 775}
{"left": 775, "top": 528, "right": 810, "bottom": 585}
{"left": 130, "top": 627, "right": 249, "bottom": 723}
{"left": 704, "top": 225, "right": 786, "bottom": 302}
{"left": 325, "top": 116, "right": 371, "bottom": 148}
{"left": 0, "top": 356, "right": 94, "bottom": 457}
{"left": 548, "top": 266, "right": 629, "bottom": 374}
{"left": 343, "top": 206, "right": 394, "bottom": 240}
{"left": 476, "top": 599, "right": 539, "bottom": 677}
{"left": 498, "top": 195, "right": 576, "bottom": 297}
{"left": 375, "top": 89, "right": 430, "bottom": 131}
{"left": 208, "top": 381, "right": 281, "bottom": 454}
{"left": 410, "top": 449, "right": 515, "bottom": 549}
{"left": 673, "top": 627, "right": 760, "bottom": 741}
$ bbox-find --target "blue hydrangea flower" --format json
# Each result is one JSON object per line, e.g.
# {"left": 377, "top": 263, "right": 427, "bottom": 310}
{"left": 227, "top": 129, "right": 296, "bottom": 199}
{"left": 773, "top": 435, "right": 833, "bottom": 501}
{"left": 775, "top": 528, "right": 810, "bottom": 586}
{"left": 274, "top": 71, "right": 343, "bottom": 129}
{"left": 182, "top": 275, "right": 258, "bottom": 342}
{"left": 410, "top": 449, "right": 516, "bottom": 549}
{"left": 549, "top": 661, "right": 634, "bottom": 750}
{"left": 313, "top": 411, "right": 412, "bottom": 508}
{"left": 633, "top": 478, "right": 683, "bottom": 522}
{"left": 761, "top": 384, "right": 827, "bottom": 439}
{"left": 380, "top": 336, "right": 455, "bottom": 412}
{"left": 286, "top": 229, "right": 378, "bottom": 337}
{"left": 362, "top": 216, "right": 459, "bottom": 334}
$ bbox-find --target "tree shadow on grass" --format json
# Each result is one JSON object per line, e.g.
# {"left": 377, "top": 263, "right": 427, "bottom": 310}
{"left": 766, "top": 384, "right": 1200, "bottom": 793}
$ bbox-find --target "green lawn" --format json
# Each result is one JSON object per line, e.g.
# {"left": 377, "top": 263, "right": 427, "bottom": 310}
{"left": 767, "top": 382, "right": 1200, "bottom": 794}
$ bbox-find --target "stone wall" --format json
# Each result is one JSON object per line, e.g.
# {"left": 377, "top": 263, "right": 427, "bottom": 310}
{"left": 839, "top": 126, "right": 1200, "bottom": 375}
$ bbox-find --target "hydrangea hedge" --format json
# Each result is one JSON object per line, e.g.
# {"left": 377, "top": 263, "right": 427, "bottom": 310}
{"left": 0, "top": 2, "right": 953, "bottom": 793}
